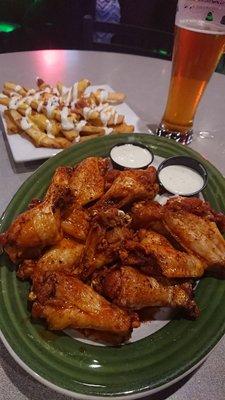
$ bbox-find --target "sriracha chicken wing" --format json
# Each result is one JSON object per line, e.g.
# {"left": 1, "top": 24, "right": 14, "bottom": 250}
{"left": 131, "top": 201, "right": 163, "bottom": 227}
{"left": 91, "top": 206, "right": 132, "bottom": 228}
{"left": 61, "top": 205, "right": 90, "bottom": 242}
{"left": 0, "top": 186, "right": 71, "bottom": 263}
{"left": 79, "top": 207, "right": 132, "bottom": 278}
{"left": 164, "top": 210, "right": 225, "bottom": 270}
{"left": 69, "top": 157, "right": 109, "bottom": 206}
{"left": 17, "top": 238, "right": 84, "bottom": 281}
{"left": 94, "top": 166, "right": 159, "bottom": 209}
{"left": 131, "top": 197, "right": 225, "bottom": 235}
{"left": 92, "top": 265, "right": 199, "bottom": 318}
{"left": 131, "top": 200, "right": 169, "bottom": 236}
{"left": 81, "top": 221, "right": 132, "bottom": 278}
{"left": 31, "top": 271, "right": 139, "bottom": 341}
{"left": 45, "top": 166, "right": 73, "bottom": 198}
{"left": 165, "top": 196, "right": 225, "bottom": 233}
{"left": 121, "top": 229, "right": 205, "bottom": 278}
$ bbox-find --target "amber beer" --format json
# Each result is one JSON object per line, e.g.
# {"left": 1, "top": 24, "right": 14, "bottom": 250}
{"left": 158, "top": 22, "right": 225, "bottom": 143}
{"left": 156, "top": 5, "right": 225, "bottom": 143}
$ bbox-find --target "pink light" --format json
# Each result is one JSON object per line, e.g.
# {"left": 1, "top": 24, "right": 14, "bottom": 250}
{"left": 42, "top": 50, "right": 59, "bottom": 66}
{"left": 33, "top": 50, "right": 67, "bottom": 83}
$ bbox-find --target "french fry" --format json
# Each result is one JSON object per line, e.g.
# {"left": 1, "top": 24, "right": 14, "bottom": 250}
{"left": 79, "top": 132, "right": 105, "bottom": 142}
{"left": 112, "top": 123, "right": 135, "bottom": 134}
{"left": 79, "top": 125, "right": 105, "bottom": 136}
{"left": 0, "top": 78, "right": 134, "bottom": 149}
{"left": 57, "top": 79, "right": 91, "bottom": 101}
{"left": 61, "top": 130, "right": 79, "bottom": 141}
{"left": 108, "top": 114, "right": 124, "bottom": 126}
{"left": 8, "top": 110, "right": 67, "bottom": 148}
{"left": 93, "top": 89, "right": 126, "bottom": 104}
{"left": 77, "top": 79, "right": 91, "bottom": 97}
{"left": 53, "top": 137, "right": 71, "bottom": 148}
{"left": 36, "top": 78, "right": 51, "bottom": 91}
{"left": 29, "top": 113, "right": 61, "bottom": 137}
{"left": 0, "top": 97, "right": 10, "bottom": 107}
{"left": 2, "top": 88, "right": 18, "bottom": 97}
{"left": 1, "top": 95, "right": 78, "bottom": 138}
{"left": 82, "top": 108, "right": 124, "bottom": 127}
{"left": 4, "top": 82, "right": 27, "bottom": 96}
{"left": 3, "top": 110, "right": 20, "bottom": 133}
{"left": 1, "top": 93, "right": 79, "bottom": 123}
{"left": 83, "top": 92, "right": 98, "bottom": 108}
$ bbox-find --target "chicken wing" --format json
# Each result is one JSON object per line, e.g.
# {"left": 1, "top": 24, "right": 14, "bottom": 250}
{"left": 61, "top": 205, "right": 90, "bottom": 242}
{"left": 165, "top": 196, "right": 225, "bottom": 233}
{"left": 45, "top": 166, "right": 73, "bottom": 197}
{"left": 94, "top": 166, "right": 159, "bottom": 209}
{"left": 131, "top": 200, "right": 169, "bottom": 236}
{"left": 81, "top": 221, "right": 132, "bottom": 278}
{"left": 31, "top": 271, "right": 139, "bottom": 341}
{"left": 91, "top": 206, "right": 132, "bottom": 228}
{"left": 131, "top": 201, "right": 163, "bottom": 227}
{"left": 0, "top": 186, "right": 71, "bottom": 263}
{"left": 131, "top": 197, "right": 225, "bottom": 235}
{"left": 17, "top": 238, "right": 84, "bottom": 281}
{"left": 164, "top": 210, "right": 225, "bottom": 270}
{"left": 69, "top": 157, "right": 109, "bottom": 206}
{"left": 92, "top": 266, "right": 199, "bottom": 318}
{"left": 121, "top": 229, "right": 205, "bottom": 278}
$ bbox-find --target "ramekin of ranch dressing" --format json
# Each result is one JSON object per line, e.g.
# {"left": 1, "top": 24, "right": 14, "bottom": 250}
{"left": 110, "top": 142, "right": 154, "bottom": 169}
{"left": 157, "top": 156, "right": 208, "bottom": 196}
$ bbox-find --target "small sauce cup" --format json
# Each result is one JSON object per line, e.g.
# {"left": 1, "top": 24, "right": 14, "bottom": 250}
{"left": 109, "top": 142, "right": 154, "bottom": 170}
{"left": 157, "top": 156, "right": 208, "bottom": 196}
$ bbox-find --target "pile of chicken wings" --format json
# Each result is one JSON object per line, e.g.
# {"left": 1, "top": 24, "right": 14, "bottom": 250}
{"left": 1, "top": 156, "right": 225, "bottom": 344}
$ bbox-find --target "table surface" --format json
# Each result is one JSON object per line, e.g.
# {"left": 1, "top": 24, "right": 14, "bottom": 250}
{"left": 0, "top": 50, "right": 225, "bottom": 400}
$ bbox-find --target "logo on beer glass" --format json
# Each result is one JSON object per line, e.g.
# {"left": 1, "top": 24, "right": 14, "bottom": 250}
{"left": 206, "top": 11, "right": 213, "bottom": 21}
{"left": 178, "top": 0, "right": 225, "bottom": 24}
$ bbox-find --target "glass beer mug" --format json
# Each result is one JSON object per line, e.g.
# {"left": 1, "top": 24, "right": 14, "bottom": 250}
{"left": 157, "top": 0, "right": 225, "bottom": 144}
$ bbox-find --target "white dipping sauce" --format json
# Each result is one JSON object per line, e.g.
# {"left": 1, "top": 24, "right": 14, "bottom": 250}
{"left": 158, "top": 165, "right": 204, "bottom": 195}
{"left": 110, "top": 144, "right": 152, "bottom": 168}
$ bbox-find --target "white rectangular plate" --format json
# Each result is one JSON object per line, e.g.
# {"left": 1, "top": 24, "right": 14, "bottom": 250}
{"left": 0, "top": 84, "right": 144, "bottom": 163}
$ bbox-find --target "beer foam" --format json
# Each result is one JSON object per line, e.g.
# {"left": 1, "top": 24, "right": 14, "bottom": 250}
{"left": 176, "top": 19, "right": 225, "bottom": 35}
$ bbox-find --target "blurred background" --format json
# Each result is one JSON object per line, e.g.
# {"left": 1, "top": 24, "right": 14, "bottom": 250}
{"left": 0, "top": 0, "right": 224, "bottom": 71}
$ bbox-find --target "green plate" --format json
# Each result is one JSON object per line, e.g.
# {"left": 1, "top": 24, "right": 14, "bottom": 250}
{"left": 1, "top": 134, "right": 225, "bottom": 399}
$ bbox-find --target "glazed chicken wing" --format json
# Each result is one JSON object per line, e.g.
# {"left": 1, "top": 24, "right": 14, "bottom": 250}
{"left": 69, "top": 157, "right": 109, "bottom": 206}
{"left": 91, "top": 206, "right": 132, "bottom": 228}
{"left": 131, "top": 196, "right": 225, "bottom": 234}
{"left": 79, "top": 207, "right": 132, "bottom": 278}
{"left": 131, "top": 200, "right": 169, "bottom": 236}
{"left": 92, "top": 265, "right": 199, "bottom": 318}
{"left": 165, "top": 196, "right": 225, "bottom": 233}
{"left": 17, "top": 238, "right": 84, "bottom": 281}
{"left": 45, "top": 166, "right": 73, "bottom": 197}
{"left": 94, "top": 166, "right": 159, "bottom": 209}
{"left": 0, "top": 186, "right": 71, "bottom": 263}
{"left": 121, "top": 229, "right": 205, "bottom": 278}
{"left": 31, "top": 271, "right": 139, "bottom": 341}
{"left": 81, "top": 221, "right": 132, "bottom": 278}
{"left": 61, "top": 205, "right": 90, "bottom": 242}
{"left": 164, "top": 210, "right": 225, "bottom": 270}
{"left": 131, "top": 201, "right": 163, "bottom": 227}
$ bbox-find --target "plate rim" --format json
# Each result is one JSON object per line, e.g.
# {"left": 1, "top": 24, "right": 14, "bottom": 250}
{"left": 0, "top": 329, "right": 211, "bottom": 400}
{"left": 1, "top": 133, "right": 225, "bottom": 398}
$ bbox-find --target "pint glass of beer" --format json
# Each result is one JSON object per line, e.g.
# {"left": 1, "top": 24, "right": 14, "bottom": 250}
{"left": 157, "top": 0, "right": 225, "bottom": 144}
